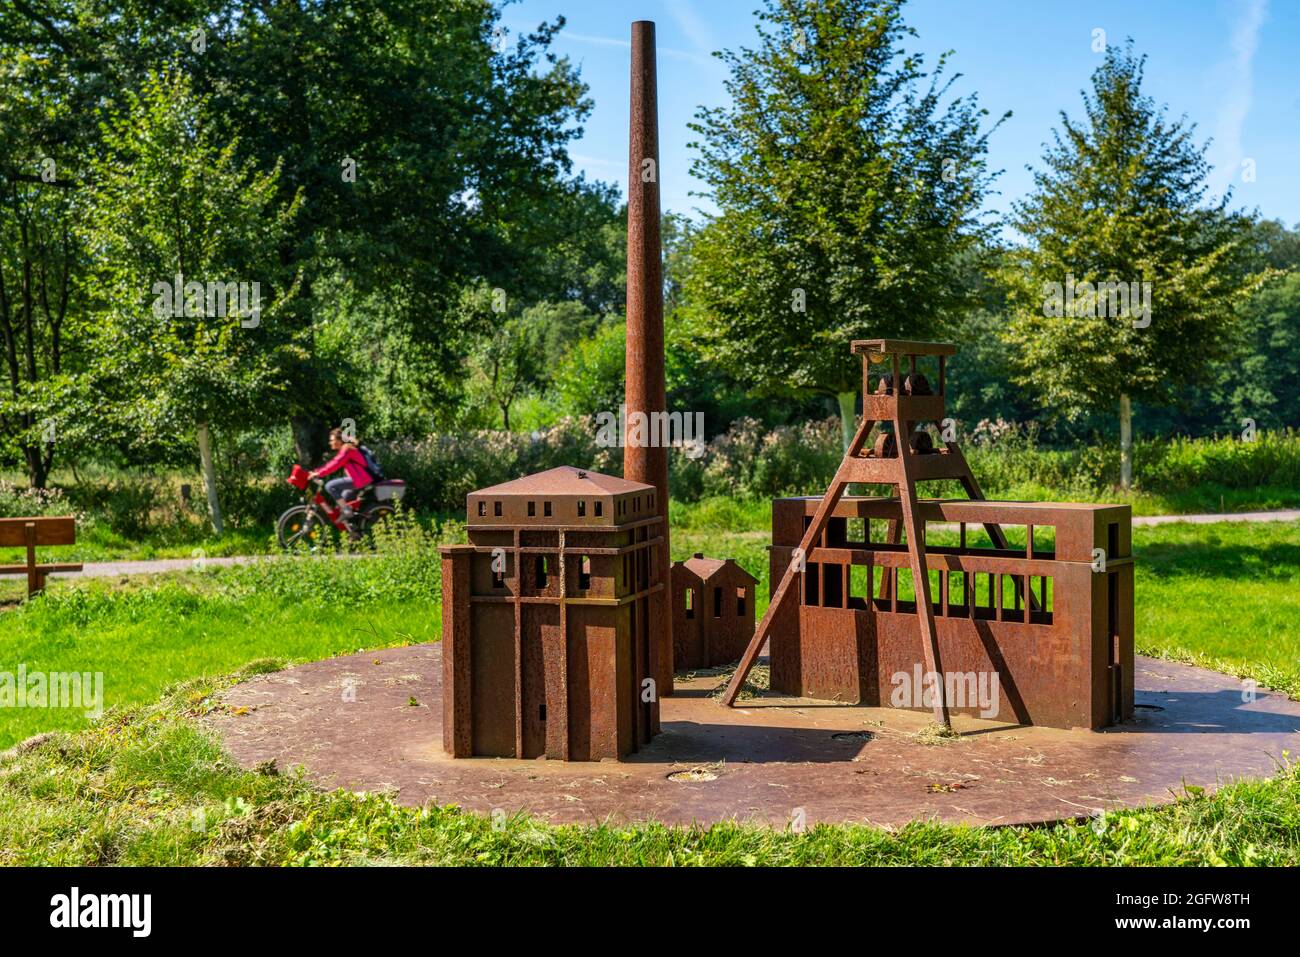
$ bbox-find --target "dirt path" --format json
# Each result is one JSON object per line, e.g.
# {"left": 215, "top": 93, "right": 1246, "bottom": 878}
{"left": 48, "top": 552, "right": 367, "bottom": 580}
{"left": 1130, "top": 508, "right": 1300, "bottom": 526}
{"left": 43, "top": 508, "right": 1300, "bottom": 580}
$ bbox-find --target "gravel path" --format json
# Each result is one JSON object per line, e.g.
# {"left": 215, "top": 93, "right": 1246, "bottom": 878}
{"left": 54, "top": 554, "right": 272, "bottom": 578}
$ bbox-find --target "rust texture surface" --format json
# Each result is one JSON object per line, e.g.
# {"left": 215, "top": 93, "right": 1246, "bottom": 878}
{"left": 207, "top": 642, "right": 1300, "bottom": 828}
{"left": 624, "top": 20, "right": 673, "bottom": 695}
{"left": 670, "top": 554, "right": 758, "bottom": 670}
{"left": 442, "top": 466, "right": 663, "bottom": 761}
{"left": 722, "top": 338, "right": 1135, "bottom": 732}
{"left": 768, "top": 495, "right": 1134, "bottom": 729}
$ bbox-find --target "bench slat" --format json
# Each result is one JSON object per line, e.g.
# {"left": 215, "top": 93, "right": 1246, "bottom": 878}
{"left": 0, "top": 563, "right": 84, "bottom": 574}
{"left": 0, "top": 516, "right": 77, "bottom": 547}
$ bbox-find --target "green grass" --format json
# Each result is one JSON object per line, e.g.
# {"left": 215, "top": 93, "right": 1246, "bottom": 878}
{"left": 1131, "top": 521, "right": 1300, "bottom": 697}
{"left": 960, "top": 481, "right": 1300, "bottom": 517}
{"left": 0, "top": 511, "right": 445, "bottom": 748}
{"left": 0, "top": 668, "right": 1295, "bottom": 865}
{"left": 0, "top": 576, "right": 438, "bottom": 747}
{"left": 1, "top": 515, "right": 1298, "bottom": 865}
{"left": 40, "top": 523, "right": 276, "bottom": 562}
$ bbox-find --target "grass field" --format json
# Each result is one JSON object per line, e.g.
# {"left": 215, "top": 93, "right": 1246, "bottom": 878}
{"left": 1, "top": 514, "right": 1297, "bottom": 865}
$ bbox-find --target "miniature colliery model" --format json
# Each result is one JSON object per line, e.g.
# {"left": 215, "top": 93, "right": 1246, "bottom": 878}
{"left": 723, "top": 339, "right": 1134, "bottom": 731}
{"left": 439, "top": 466, "right": 664, "bottom": 761}
{"left": 670, "top": 554, "right": 758, "bottom": 670}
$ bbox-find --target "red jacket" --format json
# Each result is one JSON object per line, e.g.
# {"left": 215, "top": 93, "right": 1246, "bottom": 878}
{"left": 316, "top": 446, "right": 373, "bottom": 487}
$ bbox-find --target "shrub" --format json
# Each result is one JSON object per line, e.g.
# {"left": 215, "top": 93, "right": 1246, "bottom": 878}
{"left": 668, "top": 417, "right": 1300, "bottom": 503}
{"left": 373, "top": 416, "right": 617, "bottom": 512}
{"left": 101, "top": 479, "right": 165, "bottom": 538}
{"left": 0, "top": 480, "right": 83, "bottom": 520}
{"left": 221, "top": 504, "right": 450, "bottom": 604}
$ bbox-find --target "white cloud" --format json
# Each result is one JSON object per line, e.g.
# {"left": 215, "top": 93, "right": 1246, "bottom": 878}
{"left": 1207, "top": 0, "right": 1268, "bottom": 201}
{"left": 507, "top": 21, "right": 719, "bottom": 68}
{"left": 665, "top": 0, "right": 716, "bottom": 58}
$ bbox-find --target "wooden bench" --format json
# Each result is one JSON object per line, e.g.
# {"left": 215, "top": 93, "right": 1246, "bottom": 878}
{"left": 0, "top": 516, "right": 83, "bottom": 597}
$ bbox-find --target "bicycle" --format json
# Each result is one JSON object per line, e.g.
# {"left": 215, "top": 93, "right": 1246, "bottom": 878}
{"left": 277, "top": 464, "right": 406, "bottom": 552}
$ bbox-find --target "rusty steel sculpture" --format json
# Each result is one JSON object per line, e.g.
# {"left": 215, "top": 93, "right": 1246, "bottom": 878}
{"left": 670, "top": 554, "right": 759, "bottom": 671}
{"left": 439, "top": 23, "right": 1134, "bottom": 764}
{"left": 440, "top": 467, "right": 664, "bottom": 760}
{"left": 722, "top": 339, "right": 1135, "bottom": 731}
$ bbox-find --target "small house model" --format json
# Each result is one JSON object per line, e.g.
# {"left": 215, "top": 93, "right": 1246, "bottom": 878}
{"left": 670, "top": 553, "right": 758, "bottom": 670}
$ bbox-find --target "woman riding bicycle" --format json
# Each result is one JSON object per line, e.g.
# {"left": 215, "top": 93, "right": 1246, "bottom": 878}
{"left": 309, "top": 427, "right": 373, "bottom": 518}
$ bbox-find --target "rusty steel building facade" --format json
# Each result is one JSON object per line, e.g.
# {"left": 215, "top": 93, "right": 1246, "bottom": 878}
{"left": 767, "top": 496, "right": 1134, "bottom": 729}
{"left": 440, "top": 466, "right": 664, "bottom": 761}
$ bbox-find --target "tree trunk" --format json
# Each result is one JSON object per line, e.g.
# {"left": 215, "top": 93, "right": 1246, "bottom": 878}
{"left": 836, "top": 390, "right": 857, "bottom": 453}
{"left": 197, "top": 421, "right": 223, "bottom": 537}
{"left": 24, "top": 444, "right": 49, "bottom": 489}
{"left": 291, "top": 414, "right": 324, "bottom": 467}
{"left": 1119, "top": 393, "right": 1133, "bottom": 491}
{"left": 501, "top": 402, "right": 510, "bottom": 431}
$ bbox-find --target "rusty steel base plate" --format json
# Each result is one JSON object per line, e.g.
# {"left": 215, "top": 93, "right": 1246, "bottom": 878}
{"left": 206, "top": 644, "right": 1300, "bottom": 828}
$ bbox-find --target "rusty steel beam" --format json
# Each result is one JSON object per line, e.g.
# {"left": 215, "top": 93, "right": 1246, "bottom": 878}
{"left": 625, "top": 20, "right": 673, "bottom": 696}
{"left": 719, "top": 412, "right": 876, "bottom": 707}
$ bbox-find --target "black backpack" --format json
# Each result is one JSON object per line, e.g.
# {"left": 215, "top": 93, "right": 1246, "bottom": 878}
{"left": 359, "top": 445, "right": 386, "bottom": 482}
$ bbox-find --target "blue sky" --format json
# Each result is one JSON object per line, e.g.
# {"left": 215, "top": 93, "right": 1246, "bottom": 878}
{"left": 501, "top": 0, "right": 1299, "bottom": 229}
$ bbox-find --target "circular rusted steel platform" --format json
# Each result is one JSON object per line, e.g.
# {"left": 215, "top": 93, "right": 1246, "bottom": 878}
{"left": 206, "top": 644, "right": 1300, "bottom": 828}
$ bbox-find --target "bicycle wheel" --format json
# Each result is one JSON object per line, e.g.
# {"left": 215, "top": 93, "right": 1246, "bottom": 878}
{"left": 277, "top": 505, "right": 336, "bottom": 552}
{"left": 350, "top": 505, "right": 395, "bottom": 547}
{"left": 362, "top": 505, "right": 395, "bottom": 532}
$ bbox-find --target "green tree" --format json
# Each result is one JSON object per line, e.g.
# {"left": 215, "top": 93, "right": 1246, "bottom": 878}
{"left": 78, "top": 73, "right": 300, "bottom": 534}
{"left": 1218, "top": 271, "right": 1300, "bottom": 430}
{"left": 1215, "top": 220, "right": 1300, "bottom": 431}
{"left": 1001, "top": 44, "right": 1266, "bottom": 487}
{"left": 201, "top": 1, "right": 595, "bottom": 459}
{"left": 0, "top": 160, "right": 81, "bottom": 488}
{"left": 553, "top": 320, "right": 626, "bottom": 418}
{"left": 462, "top": 283, "right": 545, "bottom": 430}
{"left": 1, "top": 2, "right": 615, "bottom": 469}
{"left": 683, "top": 0, "right": 1005, "bottom": 449}
{"left": 0, "top": 0, "right": 164, "bottom": 485}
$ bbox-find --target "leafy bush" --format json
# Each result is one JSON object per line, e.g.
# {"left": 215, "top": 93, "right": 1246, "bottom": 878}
{"left": 670, "top": 417, "right": 1300, "bottom": 503}
{"left": 674, "top": 416, "right": 843, "bottom": 501}
{"left": 215, "top": 430, "right": 300, "bottom": 527}
{"left": 1137, "top": 430, "right": 1300, "bottom": 492}
{"left": 101, "top": 479, "right": 165, "bottom": 538}
{"left": 374, "top": 416, "right": 617, "bottom": 512}
{"left": 960, "top": 428, "right": 1300, "bottom": 497}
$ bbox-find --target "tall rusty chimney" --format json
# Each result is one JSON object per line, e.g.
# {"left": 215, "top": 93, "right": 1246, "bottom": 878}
{"left": 625, "top": 20, "right": 673, "bottom": 696}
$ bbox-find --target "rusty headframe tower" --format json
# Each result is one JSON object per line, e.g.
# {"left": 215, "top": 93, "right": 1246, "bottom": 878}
{"left": 723, "top": 339, "right": 1134, "bottom": 731}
